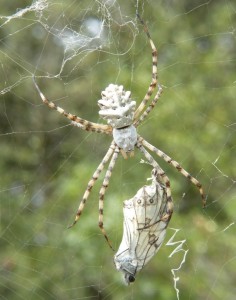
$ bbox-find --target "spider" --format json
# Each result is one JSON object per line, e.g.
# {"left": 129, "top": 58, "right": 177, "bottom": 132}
{"left": 33, "top": 14, "right": 206, "bottom": 250}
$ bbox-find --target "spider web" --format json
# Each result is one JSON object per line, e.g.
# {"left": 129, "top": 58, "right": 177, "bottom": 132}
{"left": 1, "top": 0, "right": 236, "bottom": 299}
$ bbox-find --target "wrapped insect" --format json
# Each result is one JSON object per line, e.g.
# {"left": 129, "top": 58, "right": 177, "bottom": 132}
{"left": 114, "top": 168, "right": 173, "bottom": 284}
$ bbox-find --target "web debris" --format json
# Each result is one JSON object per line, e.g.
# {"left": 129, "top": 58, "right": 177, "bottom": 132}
{"left": 0, "top": 0, "right": 48, "bottom": 27}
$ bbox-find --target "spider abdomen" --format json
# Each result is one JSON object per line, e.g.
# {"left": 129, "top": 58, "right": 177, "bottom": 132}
{"left": 98, "top": 84, "right": 136, "bottom": 128}
{"left": 113, "top": 125, "right": 137, "bottom": 152}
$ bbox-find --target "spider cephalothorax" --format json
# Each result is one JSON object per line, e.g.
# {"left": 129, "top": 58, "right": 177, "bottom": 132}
{"left": 33, "top": 14, "right": 206, "bottom": 250}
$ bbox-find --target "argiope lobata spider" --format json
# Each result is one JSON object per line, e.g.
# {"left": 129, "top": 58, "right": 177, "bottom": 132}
{"left": 33, "top": 14, "right": 206, "bottom": 250}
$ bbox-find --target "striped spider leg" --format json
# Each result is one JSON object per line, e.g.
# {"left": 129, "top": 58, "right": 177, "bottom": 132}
{"left": 132, "top": 15, "right": 206, "bottom": 207}
{"left": 133, "top": 13, "right": 159, "bottom": 124}
{"left": 68, "top": 141, "right": 119, "bottom": 250}
{"left": 114, "top": 167, "right": 173, "bottom": 284}
{"left": 33, "top": 77, "right": 112, "bottom": 135}
{"left": 137, "top": 136, "right": 206, "bottom": 208}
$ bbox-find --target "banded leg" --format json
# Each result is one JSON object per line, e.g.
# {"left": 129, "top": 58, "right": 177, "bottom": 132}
{"left": 134, "top": 14, "right": 158, "bottom": 121}
{"left": 68, "top": 141, "right": 116, "bottom": 228}
{"left": 139, "top": 136, "right": 206, "bottom": 207}
{"left": 136, "top": 142, "right": 173, "bottom": 222}
{"left": 134, "top": 84, "right": 163, "bottom": 127}
{"left": 33, "top": 77, "right": 112, "bottom": 134}
{"left": 98, "top": 146, "right": 119, "bottom": 250}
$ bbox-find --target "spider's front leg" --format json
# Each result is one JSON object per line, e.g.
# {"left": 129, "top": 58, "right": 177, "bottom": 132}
{"left": 68, "top": 141, "right": 116, "bottom": 228}
{"left": 98, "top": 146, "right": 119, "bottom": 250}
{"left": 139, "top": 136, "right": 206, "bottom": 207}
{"left": 136, "top": 141, "right": 174, "bottom": 219}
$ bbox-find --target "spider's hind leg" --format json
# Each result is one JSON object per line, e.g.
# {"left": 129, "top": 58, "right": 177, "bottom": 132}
{"left": 134, "top": 84, "right": 163, "bottom": 128}
{"left": 33, "top": 76, "right": 112, "bottom": 134}
{"left": 134, "top": 14, "right": 158, "bottom": 122}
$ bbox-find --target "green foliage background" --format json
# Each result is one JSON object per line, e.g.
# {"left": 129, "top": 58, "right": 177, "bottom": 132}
{"left": 0, "top": 1, "right": 236, "bottom": 299}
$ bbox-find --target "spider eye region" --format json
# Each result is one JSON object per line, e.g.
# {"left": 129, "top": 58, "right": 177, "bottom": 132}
{"left": 113, "top": 125, "right": 137, "bottom": 152}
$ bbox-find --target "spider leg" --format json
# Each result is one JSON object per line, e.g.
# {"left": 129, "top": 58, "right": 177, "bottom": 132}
{"left": 136, "top": 142, "right": 173, "bottom": 222}
{"left": 152, "top": 167, "right": 173, "bottom": 223}
{"left": 68, "top": 141, "right": 116, "bottom": 228}
{"left": 33, "top": 77, "right": 112, "bottom": 134}
{"left": 98, "top": 146, "right": 119, "bottom": 250}
{"left": 134, "top": 14, "right": 158, "bottom": 122}
{"left": 139, "top": 136, "right": 206, "bottom": 207}
{"left": 134, "top": 84, "right": 163, "bottom": 128}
